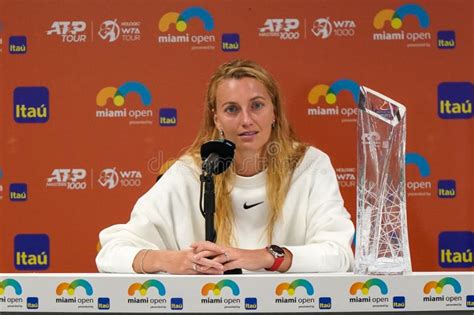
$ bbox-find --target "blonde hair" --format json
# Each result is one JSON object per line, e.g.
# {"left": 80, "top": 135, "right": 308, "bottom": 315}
{"left": 184, "top": 60, "right": 307, "bottom": 246}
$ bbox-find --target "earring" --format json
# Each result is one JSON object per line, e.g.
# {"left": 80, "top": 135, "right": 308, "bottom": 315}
{"left": 219, "top": 129, "right": 225, "bottom": 139}
{"left": 271, "top": 120, "right": 276, "bottom": 128}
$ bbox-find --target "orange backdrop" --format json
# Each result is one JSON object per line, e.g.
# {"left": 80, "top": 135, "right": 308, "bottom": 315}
{"left": 0, "top": 0, "right": 472, "bottom": 272}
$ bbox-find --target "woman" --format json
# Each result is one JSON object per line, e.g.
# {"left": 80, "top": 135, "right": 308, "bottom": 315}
{"left": 96, "top": 60, "right": 354, "bottom": 274}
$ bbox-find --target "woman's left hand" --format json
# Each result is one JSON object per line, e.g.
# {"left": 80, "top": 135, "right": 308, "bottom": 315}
{"left": 190, "top": 241, "right": 273, "bottom": 272}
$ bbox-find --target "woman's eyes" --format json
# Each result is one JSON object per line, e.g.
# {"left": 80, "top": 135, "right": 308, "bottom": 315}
{"left": 223, "top": 102, "right": 265, "bottom": 114}
{"left": 224, "top": 105, "right": 239, "bottom": 113}
{"left": 252, "top": 102, "right": 264, "bottom": 110}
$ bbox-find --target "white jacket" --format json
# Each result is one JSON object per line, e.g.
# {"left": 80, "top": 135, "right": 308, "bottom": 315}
{"left": 96, "top": 146, "right": 355, "bottom": 273}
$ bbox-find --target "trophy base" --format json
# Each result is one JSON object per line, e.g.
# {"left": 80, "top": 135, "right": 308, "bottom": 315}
{"left": 356, "top": 257, "right": 411, "bottom": 275}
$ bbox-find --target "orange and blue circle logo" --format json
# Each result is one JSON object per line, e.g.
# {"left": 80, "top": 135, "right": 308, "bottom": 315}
{"left": 128, "top": 280, "right": 166, "bottom": 296}
{"left": 201, "top": 279, "right": 240, "bottom": 296}
{"left": 159, "top": 6, "right": 214, "bottom": 32}
{"left": 275, "top": 279, "right": 314, "bottom": 296}
{"left": 423, "top": 277, "right": 461, "bottom": 295}
{"left": 56, "top": 279, "right": 93, "bottom": 296}
{"left": 96, "top": 81, "right": 152, "bottom": 107}
{"left": 0, "top": 279, "right": 22, "bottom": 295}
{"left": 406, "top": 153, "right": 431, "bottom": 178}
{"left": 374, "top": 4, "right": 429, "bottom": 30}
{"left": 308, "top": 79, "right": 359, "bottom": 105}
{"left": 350, "top": 278, "right": 388, "bottom": 295}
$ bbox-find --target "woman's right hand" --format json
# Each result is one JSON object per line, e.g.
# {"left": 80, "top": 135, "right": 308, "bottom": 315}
{"left": 133, "top": 248, "right": 225, "bottom": 275}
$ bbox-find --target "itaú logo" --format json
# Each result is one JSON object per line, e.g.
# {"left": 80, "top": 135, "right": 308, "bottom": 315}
{"left": 13, "top": 87, "right": 49, "bottom": 123}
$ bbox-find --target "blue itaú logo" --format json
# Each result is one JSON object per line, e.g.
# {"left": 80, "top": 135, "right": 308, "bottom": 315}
{"left": 13, "top": 87, "right": 49, "bottom": 123}
{"left": 439, "top": 231, "right": 473, "bottom": 268}
{"left": 437, "top": 31, "right": 455, "bottom": 49}
{"left": 438, "top": 82, "right": 472, "bottom": 119}
{"left": 222, "top": 33, "right": 240, "bottom": 51}
{"left": 9, "top": 183, "right": 27, "bottom": 201}
{"left": 438, "top": 180, "right": 456, "bottom": 198}
{"left": 9, "top": 36, "right": 27, "bottom": 54}
{"left": 159, "top": 108, "right": 177, "bottom": 126}
{"left": 14, "top": 234, "right": 50, "bottom": 270}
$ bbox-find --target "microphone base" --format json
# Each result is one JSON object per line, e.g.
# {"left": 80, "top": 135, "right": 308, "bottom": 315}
{"left": 224, "top": 268, "right": 242, "bottom": 275}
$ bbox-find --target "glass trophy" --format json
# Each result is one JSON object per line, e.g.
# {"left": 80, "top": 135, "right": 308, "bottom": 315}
{"left": 355, "top": 86, "right": 412, "bottom": 275}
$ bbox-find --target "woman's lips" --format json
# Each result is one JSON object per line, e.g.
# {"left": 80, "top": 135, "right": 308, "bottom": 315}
{"left": 239, "top": 131, "right": 258, "bottom": 137}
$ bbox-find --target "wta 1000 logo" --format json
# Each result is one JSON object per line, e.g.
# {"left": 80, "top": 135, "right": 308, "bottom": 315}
{"left": 307, "top": 79, "right": 359, "bottom": 123}
{"left": 55, "top": 279, "right": 94, "bottom": 308}
{"left": 349, "top": 279, "right": 390, "bottom": 306}
{"left": 201, "top": 279, "right": 241, "bottom": 308}
{"left": 373, "top": 4, "right": 431, "bottom": 47}
{"left": 158, "top": 6, "right": 216, "bottom": 50}
{"left": 96, "top": 81, "right": 153, "bottom": 125}
{"left": 0, "top": 279, "right": 24, "bottom": 308}
{"left": 275, "top": 279, "right": 315, "bottom": 308}
{"left": 423, "top": 277, "right": 463, "bottom": 306}
{"left": 128, "top": 280, "right": 167, "bottom": 308}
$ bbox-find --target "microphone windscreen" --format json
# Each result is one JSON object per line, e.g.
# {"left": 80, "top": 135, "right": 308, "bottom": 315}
{"left": 200, "top": 139, "right": 235, "bottom": 174}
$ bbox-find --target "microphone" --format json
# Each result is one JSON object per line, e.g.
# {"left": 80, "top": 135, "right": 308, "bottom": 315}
{"left": 200, "top": 139, "right": 235, "bottom": 174}
{"left": 200, "top": 139, "right": 242, "bottom": 274}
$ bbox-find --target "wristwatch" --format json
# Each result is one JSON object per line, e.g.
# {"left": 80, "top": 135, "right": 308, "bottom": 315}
{"left": 265, "top": 245, "right": 285, "bottom": 271}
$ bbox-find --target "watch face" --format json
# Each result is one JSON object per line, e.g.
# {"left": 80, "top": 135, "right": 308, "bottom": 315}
{"left": 270, "top": 245, "right": 285, "bottom": 256}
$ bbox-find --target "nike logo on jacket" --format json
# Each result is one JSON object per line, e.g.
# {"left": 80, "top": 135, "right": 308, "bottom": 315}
{"left": 243, "top": 201, "right": 264, "bottom": 209}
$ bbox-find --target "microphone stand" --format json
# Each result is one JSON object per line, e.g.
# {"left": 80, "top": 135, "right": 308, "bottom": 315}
{"left": 200, "top": 171, "right": 216, "bottom": 242}
{"left": 200, "top": 169, "right": 242, "bottom": 275}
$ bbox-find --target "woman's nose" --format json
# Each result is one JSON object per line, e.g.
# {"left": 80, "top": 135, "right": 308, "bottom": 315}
{"left": 241, "top": 108, "right": 254, "bottom": 126}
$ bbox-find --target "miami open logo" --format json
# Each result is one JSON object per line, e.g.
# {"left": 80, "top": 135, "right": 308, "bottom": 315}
{"left": 349, "top": 278, "right": 389, "bottom": 304}
{"left": 308, "top": 79, "right": 360, "bottom": 105}
{"left": 307, "top": 79, "right": 359, "bottom": 122}
{"left": 0, "top": 279, "right": 22, "bottom": 295}
{"left": 406, "top": 152, "right": 432, "bottom": 197}
{"left": 159, "top": 7, "right": 214, "bottom": 32}
{"left": 275, "top": 279, "right": 315, "bottom": 306}
{"left": 158, "top": 6, "right": 216, "bottom": 49}
{"left": 96, "top": 81, "right": 153, "bottom": 124}
{"left": 200, "top": 279, "right": 241, "bottom": 306}
{"left": 55, "top": 279, "right": 94, "bottom": 305}
{"left": 372, "top": 4, "right": 431, "bottom": 46}
{"left": 96, "top": 81, "right": 151, "bottom": 107}
{"left": 0, "top": 279, "right": 23, "bottom": 306}
{"left": 374, "top": 4, "right": 429, "bottom": 30}
{"left": 423, "top": 277, "right": 463, "bottom": 304}
{"left": 127, "top": 280, "right": 167, "bottom": 306}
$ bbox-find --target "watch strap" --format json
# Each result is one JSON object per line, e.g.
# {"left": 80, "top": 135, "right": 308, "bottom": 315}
{"left": 265, "top": 246, "right": 285, "bottom": 271}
